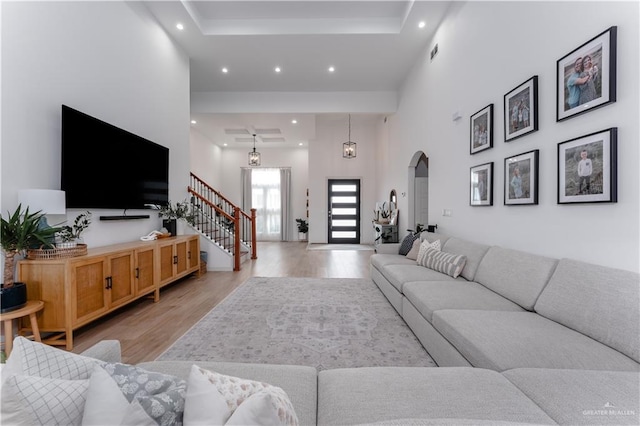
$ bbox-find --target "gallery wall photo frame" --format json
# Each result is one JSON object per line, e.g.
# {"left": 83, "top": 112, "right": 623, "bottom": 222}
{"left": 556, "top": 26, "right": 617, "bottom": 122}
{"left": 504, "top": 150, "right": 539, "bottom": 206}
{"left": 470, "top": 162, "right": 493, "bottom": 206}
{"left": 470, "top": 104, "right": 493, "bottom": 154}
{"left": 504, "top": 76, "right": 538, "bottom": 142}
{"left": 557, "top": 128, "right": 617, "bottom": 204}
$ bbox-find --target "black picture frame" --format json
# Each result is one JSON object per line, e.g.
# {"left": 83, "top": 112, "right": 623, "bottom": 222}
{"left": 470, "top": 104, "right": 493, "bottom": 154}
{"left": 470, "top": 162, "right": 493, "bottom": 206}
{"left": 557, "top": 128, "right": 617, "bottom": 204}
{"left": 504, "top": 150, "right": 539, "bottom": 205}
{"left": 556, "top": 26, "right": 617, "bottom": 122}
{"left": 504, "top": 76, "right": 538, "bottom": 142}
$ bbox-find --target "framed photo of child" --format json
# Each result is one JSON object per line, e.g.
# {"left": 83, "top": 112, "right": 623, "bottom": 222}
{"left": 470, "top": 162, "right": 493, "bottom": 206}
{"left": 504, "top": 150, "right": 539, "bottom": 206}
{"left": 504, "top": 76, "right": 538, "bottom": 142}
{"left": 556, "top": 26, "right": 617, "bottom": 122}
{"left": 557, "top": 128, "right": 617, "bottom": 204}
{"left": 470, "top": 104, "right": 493, "bottom": 154}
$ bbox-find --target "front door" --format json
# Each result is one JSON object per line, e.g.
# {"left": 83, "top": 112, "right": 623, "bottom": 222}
{"left": 327, "top": 179, "right": 360, "bottom": 244}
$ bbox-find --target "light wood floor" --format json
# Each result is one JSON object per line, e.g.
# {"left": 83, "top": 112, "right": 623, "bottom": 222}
{"left": 71, "top": 242, "right": 375, "bottom": 364}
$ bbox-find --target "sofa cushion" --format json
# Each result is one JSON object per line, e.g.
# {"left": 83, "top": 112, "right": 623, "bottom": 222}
{"left": 137, "top": 361, "right": 317, "bottom": 426}
{"left": 535, "top": 258, "right": 640, "bottom": 364}
{"left": 370, "top": 253, "right": 417, "bottom": 270}
{"left": 398, "top": 233, "right": 420, "bottom": 255}
{"left": 1, "top": 374, "right": 90, "bottom": 426}
{"left": 433, "top": 310, "right": 640, "bottom": 372}
{"left": 418, "top": 247, "right": 466, "bottom": 278}
{"left": 441, "top": 238, "right": 490, "bottom": 281}
{"left": 503, "top": 368, "right": 640, "bottom": 425}
{"left": 404, "top": 238, "right": 422, "bottom": 260}
{"left": 317, "top": 367, "right": 555, "bottom": 425}
{"left": 403, "top": 281, "right": 524, "bottom": 323}
{"left": 473, "top": 246, "right": 558, "bottom": 310}
{"left": 380, "top": 264, "right": 459, "bottom": 293}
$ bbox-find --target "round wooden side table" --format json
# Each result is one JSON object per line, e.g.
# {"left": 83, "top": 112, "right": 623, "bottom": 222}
{"left": 1, "top": 300, "right": 44, "bottom": 357}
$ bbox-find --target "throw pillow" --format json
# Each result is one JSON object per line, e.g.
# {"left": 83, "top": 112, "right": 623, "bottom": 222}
{"left": 1, "top": 374, "right": 90, "bottom": 426}
{"left": 184, "top": 364, "right": 232, "bottom": 425}
{"left": 415, "top": 239, "right": 441, "bottom": 265}
{"left": 187, "top": 364, "right": 299, "bottom": 426}
{"left": 404, "top": 238, "right": 422, "bottom": 260}
{"left": 398, "top": 233, "right": 419, "bottom": 256}
{"left": 81, "top": 366, "right": 130, "bottom": 425}
{"left": 226, "top": 390, "right": 283, "bottom": 425}
{"left": 3, "top": 336, "right": 98, "bottom": 381}
{"left": 418, "top": 246, "right": 467, "bottom": 279}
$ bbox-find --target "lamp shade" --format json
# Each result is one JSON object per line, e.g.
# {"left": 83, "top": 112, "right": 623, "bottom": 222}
{"left": 18, "top": 189, "right": 66, "bottom": 214}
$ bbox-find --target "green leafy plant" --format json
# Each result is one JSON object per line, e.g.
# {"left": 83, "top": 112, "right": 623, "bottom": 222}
{"left": 1, "top": 204, "right": 60, "bottom": 287}
{"left": 296, "top": 218, "right": 309, "bottom": 233}
{"left": 159, "top": 200, "right": 195, "bottom": 225}
{"left": 57, "top": 211, "right": 92, "bottom": 242}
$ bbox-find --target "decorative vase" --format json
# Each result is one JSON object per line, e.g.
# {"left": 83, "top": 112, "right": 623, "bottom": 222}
{"left": 163, "top": 219, "right": 177, "bottom": 236}
{"left": 57, "top": 241, "right": 78, "bottom": 249}
{"left": 0, "top": 282, "right": 27, "bottom": 313}
{"left": 176, "top": 219, "right": 186, "bottom": 236}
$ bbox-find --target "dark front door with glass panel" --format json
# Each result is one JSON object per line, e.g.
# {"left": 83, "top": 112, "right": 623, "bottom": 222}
{"left": 327, "top": 179, "right": 360, "bottom": 244}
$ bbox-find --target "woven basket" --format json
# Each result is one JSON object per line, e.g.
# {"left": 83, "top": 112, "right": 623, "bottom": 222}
{"left": 26, "top": 244, "right": 88, "bottom": 260}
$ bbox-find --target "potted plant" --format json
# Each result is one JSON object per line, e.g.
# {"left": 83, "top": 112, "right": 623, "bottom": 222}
{"left": 1, "top": 204, "right": 60, "bottom": 312}
{"left": 56, "top": 211, "right": 92, "bottom": 248}
{"left": 159, "top": 200, "right": 195, "bottom": 236}
{"left": 296, "top": 218, "right": 308, "bottom": 241}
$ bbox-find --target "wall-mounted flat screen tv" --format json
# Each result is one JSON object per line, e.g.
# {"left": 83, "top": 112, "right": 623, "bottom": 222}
{"left": 61, "top": 105, "right": 169, "bottom": 209}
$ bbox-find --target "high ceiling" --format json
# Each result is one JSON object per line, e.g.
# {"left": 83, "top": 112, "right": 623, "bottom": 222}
{"left": 143, "top": 1, "right": 452, "bottom": 148}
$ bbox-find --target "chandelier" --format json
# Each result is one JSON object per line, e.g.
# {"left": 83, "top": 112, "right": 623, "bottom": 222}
{"left": 248, "top": 133, "right": 261, "bottom": 166}
{"left": 343, "top": 114, "right": 356, "bottom": 158}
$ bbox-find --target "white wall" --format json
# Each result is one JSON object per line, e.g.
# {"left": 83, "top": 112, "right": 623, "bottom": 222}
{"left": 1, "top": 2, "right": 191, "bottom": 247}
{"left": 217, "top": 146, "right": 309, "bottom": 240}
{"left": 383, "top": 1, "right": 639, "bottom": 272}
{"left": 308, "top": 114, "right": 382, "bottom": 244}
{"left": 190, "top": 127, "right": 223, "bottom": 189}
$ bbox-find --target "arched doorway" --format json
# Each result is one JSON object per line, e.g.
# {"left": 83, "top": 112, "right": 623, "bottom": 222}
{"left": 408, "top": 151, "right": 429, "bottom": 231}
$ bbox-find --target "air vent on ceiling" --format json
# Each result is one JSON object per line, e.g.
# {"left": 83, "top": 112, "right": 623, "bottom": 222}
{"left": 261, "top": 137, "right": 286, "bottom": 143}
{"left": 255, "top": 128, "right": 281, "bottom": 135}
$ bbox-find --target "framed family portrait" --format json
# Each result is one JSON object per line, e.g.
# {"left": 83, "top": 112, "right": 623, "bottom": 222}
{"left": 557, "top": 128, "right": 617, "bottom": 204}
{"left": 504, "top": 150, "right": 539, "bottom": 205}
{"left": 556, "top": 26, "right": 617, "bottom": 122}
{"left": 504, "top": 76, "right": 538, "bottom": 142}
{"left": 470, "top": 162, "right": 493, "bottom": 206}
{"left": 470, "top": 104, "right": 493, "bottom": 154}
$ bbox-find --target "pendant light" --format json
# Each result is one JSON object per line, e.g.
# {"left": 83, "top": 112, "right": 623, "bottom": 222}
{"left": 248, "top": 133, "right": 261, "bottom": 166}
{"left": 343, "top": 114, "right": 356, "bottom": 159}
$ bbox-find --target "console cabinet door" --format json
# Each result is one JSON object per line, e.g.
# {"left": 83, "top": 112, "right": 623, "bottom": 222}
{"left": 70, "top": 257, "right": 109, "bottom": 326}
{"left": 158, "top": 241, "right": 176, "bottom": 287}
{"left": 174, "top": 240, "right": 188, "bottom": 276}
{"left": 135, "top": 246, "right": 156, "bottom": 296}
{"left": 187, "top": 237, "right": 200, "bottom": 270}
{"left": 107, "top": 252, "right": 135, "bottom": 309}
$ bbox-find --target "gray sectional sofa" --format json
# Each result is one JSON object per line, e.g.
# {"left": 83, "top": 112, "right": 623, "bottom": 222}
{"left": 4, "top": 233, "right": 638, "bottom": 425}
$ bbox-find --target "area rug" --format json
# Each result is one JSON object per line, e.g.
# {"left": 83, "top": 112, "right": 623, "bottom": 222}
{"left": 157, "top": 277, "right": 435, "bottom": 370}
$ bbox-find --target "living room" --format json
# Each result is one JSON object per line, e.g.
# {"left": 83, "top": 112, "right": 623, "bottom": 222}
{"left": 1, "top": 2, "right": 639, "bottom": 424}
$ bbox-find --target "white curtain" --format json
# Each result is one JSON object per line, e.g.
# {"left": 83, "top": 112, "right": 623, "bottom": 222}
{"left": 242, "top": 167, "right": 292, "bottom": 241}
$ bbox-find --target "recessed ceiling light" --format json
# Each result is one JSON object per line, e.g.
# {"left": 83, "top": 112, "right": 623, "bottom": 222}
{"left": 418, "top": 21, "right": 426, "bottom": 29}
{"left": 299, "top": 142, "right": 303, "bottom": 146}
{"left": 176, "top": 23, "right": 184, "bottom": 30}
{"left": 190, "top": 120, "right": 196, "bottom": 124}
{"left": 274, "top": 66, "right": 281, "bottom": 73}
{"left": 291, "top": 119, "right": 297, "bottom": 124}
{"left": 222, "top": 67, "right": 228, "bottom": 73}
{"left": 328, "top": 66, "right": 335, "bottom": 73}
{"left": 223, "top": 143, "right": 228, "bottom": 146}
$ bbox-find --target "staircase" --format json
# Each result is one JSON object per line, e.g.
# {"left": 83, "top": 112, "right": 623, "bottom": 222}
{"left": 188, "top": 173, "right": 257, "bottom": 271}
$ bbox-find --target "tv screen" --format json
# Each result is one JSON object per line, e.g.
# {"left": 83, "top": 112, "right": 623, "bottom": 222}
{"left": 61, "top": 105, "right": 169, "bottom": 209}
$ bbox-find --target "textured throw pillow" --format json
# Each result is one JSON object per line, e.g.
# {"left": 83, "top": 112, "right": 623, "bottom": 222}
{"left": 398, "top": 233, "right": 420, "bottom": 256}
{"left": 187, "top": 364, "right": 298, "bottom": 426}
{"left": 82, "top": 366, "right": 130, "bottom": 426}
{"left": 1, "top": 374, "right": 90, "bottom": 426}
{"left": 415, "top": 239, "right": 441, "bottom": 265}
{"left": 404, "top": 238, "right": 422, "bottom": 260}
{"left": 418, "top": 246, "right": 467, "bottom": 278}
{"left": 3, "top": 336, "right": 98, "bottom": 381}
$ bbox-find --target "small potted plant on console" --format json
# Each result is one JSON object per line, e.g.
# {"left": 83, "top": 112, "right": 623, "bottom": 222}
{"left": 56, "top": 211, "right": 92, "bottom": 248}
{"left": 159, "top": 200, "right": 195, "bottom": 236}
{"left": 1, "top": 204, "right": 60, "bottom": 312}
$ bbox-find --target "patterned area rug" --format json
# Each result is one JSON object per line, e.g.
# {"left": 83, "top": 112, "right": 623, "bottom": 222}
{"left": 157, "top": 277, "right": 435, "bottom": 370}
